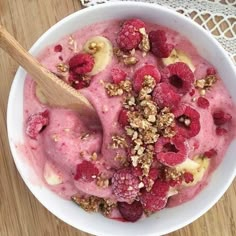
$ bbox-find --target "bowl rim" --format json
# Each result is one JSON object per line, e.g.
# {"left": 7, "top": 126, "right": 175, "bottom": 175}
{"left": 7, "top": 1, "right": 236, "bottom": 236}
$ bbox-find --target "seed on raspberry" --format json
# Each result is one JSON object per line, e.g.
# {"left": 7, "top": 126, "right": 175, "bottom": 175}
{"left": 213, "top": 110, "right": 232, "bottom": 126}
{"left": 117, "top": 201, "right": 143, "bottom": 222}
{"left": 69, "top": 53, "right": 94, "bottom": 74}
{"left": 149, "top": 30, "right": 174, "bottom": 58}
{"left": 112, "top": 168, "right": 140, "bottom": 202}
{"left": 206, "top": 67, "right": 216, "bottom": 75}
{"left": 133, "top": 65, "right": 161, "bottom": 92}
{"left": 163, "top": 62, "right": 194, "bottom": 95}
{"left": 111, "top": 68, "right": 127, "bottom": 84}
{"left": 152, "top": 82, "right": 181, "bottom": 109}
{"left": 118, "top": 109, "right": 129, "bottom": 127}
{"left": 155, "top": 136, "right": 187, "bottom": 166}
{"left": 197, "top": 97, "right": 210, "bottom": 109}
{"left": 26, "top": 110, "right": 49, "bottom": 139}
{"left": 74, "top": 160, "right": 99, "bottom": 182}
{"left": 174, "top": 105, "right": 200, "bottom": 138}
{"left": 54, "top": 44, "right": 63, "bottom": 52}
{"left": 140, "top": 180, "right": 169, "bottom": 212}
{"left": 204, "top": 148, "right": 217, "bottom": 158}
{"left": 216, "top": 127, "right": 228, "bottom": 136}
{"left": 183, "top": 172, "right": 194, "bottom": 183}
{"left": 117, "top": 19, "right": 145, "bottom": 51}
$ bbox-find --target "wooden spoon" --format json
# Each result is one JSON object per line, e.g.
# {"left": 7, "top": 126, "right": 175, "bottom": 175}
{"left": 0, "top": 25, "right": 98, "bottom": 121}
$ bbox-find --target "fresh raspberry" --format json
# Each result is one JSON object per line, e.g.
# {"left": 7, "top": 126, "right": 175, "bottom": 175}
{"left": 163, "top": 62, "right": 194, "bottom": 95}
{"left": 152, "top": 82, "right": 181, "bottom": 109}
{"left": 54, "top": 44, "right": 63, "bottom": 52}
{"left": 111, "top": 68, "right": 127, "bottom": 84}
{"left": 204, "top": 148, "right": 217, "bottom": 158}
{"left": 140, "top": 180, "right": 169, "bottom": 212}
{"left": 112, "top": 168, "right": 140, "bottom": 202}
{"left": 197, "top": 97, "right": 210, "bottom": 109}
{"left": 118, "top": 109, "right": 129, "bottom": 127}
{"left": 216, "top": 127, "right": 228, "bottom": 136}
{"left": 189, "top": 89, "right": 195, "bottom": 96}
{"left": 149, "top": 30, "right": 174, "bottom": 58}
{"left": 74, "top": 160, "right": 99, "bottom": 182}
{"left": 26, "top": 110, "right": 49, "bottom": 139}
{"left": 117, "top": 19, "right": 145, "bottom": 51}
{"left": 183, "top": 172, "right": 194, "bottom": 183}
{"left": 213, "top": 110, "right": 232, "bottom": 126}
{"left": 68, "top": 73, "right": 89, "bottom": 90}
{"left": 174, "top": 105, "right": 200, "bottom": 138}
{"left": 117, "top": 201, "right": 143, "bottom": 222}
{"left": 133, "top": 65, "right": 161, "bottom": 92}
{"left": 206, "top": 67, "right": 216, "bottom": 75}
{"left": 155, "top": 136, "right": 187, "bottom": 166}
{"left": 69, "top": 53, "right": 94, "bottom": 74}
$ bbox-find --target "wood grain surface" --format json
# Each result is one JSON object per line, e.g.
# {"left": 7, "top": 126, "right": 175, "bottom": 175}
{"left": 0, "top": 1, "right": 235, "bottom": 235}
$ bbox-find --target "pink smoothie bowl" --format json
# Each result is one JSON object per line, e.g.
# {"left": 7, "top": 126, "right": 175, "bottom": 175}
{"left": 7, "top": 2, "right": 236, "bottom": 236}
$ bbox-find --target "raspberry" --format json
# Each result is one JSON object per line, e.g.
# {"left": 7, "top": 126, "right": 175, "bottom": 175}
{"left": 163, "top": 62, "right": 194, "bottom": 95}
{"left": 111, "top": 68, "right": 127, "bottom": 84}
{"left": 174, "top": 105, "right": 200, "bottom": 138}
{"left": 133, "top": 65, "right": 161, "bottom": 92}
{"left": 117, "top": 19, "right": 145, "bottom": 51}
{"left": 197, "top": 97, "right": 210, "bottom": 109}
{"left": 216, "top": 127, "right": 228, "bottom": 136}
{"left": 26, "top": 110, "right": 49, "bottom": 139}
{"left": 155, "top": 136, "right": 187, "bottom": 166}
{"left": 54, "top": 44, "right": 63, "bottom": 52}
{"left": 140, "top": 180, "right": 169, "bottom": 212}
{"left": 149, "top": 30, "right": 174, "bottom": 58}
{"left": 189, "top": 89, "right": 195, "bottom": 96}
{"left": 152, "top": 82, "right": 181, "bottom": 109}
{"left": 117, "top": 201, "right": 143, "bottom": 222}
{"left": 74, "top": 160, "right": 99, "bottom": 182}
{"left": 213, "top": 110, "right": 232, "bottom": 126}
{"left": 69, "top": 53, "right": 94, "bottom": 74}
{"left": 206, "top": 67, "right": 216, "bottom": 75}
{"left": 204, "top": 148, "right": 217, "bottom": 158}
{"left": 183, "top": 172, "right": 194, "bottom": 183}
{"left": 68, "top": 73, "right": 89, "bottom": 90}
{"left": 112, "top": 168, "right": 140, "bottom": 202}
{"left": 118, "top": 109, "right": 129, "bottom": 127}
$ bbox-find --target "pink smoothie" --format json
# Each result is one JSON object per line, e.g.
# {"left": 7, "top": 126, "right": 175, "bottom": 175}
{"left": 23, "top": 19, "right": 236, "bottom": 221}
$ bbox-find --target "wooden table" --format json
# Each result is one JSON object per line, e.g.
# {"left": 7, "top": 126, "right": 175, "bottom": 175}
{"left": 0, "top": 0, "right": 235, "bottom": 235}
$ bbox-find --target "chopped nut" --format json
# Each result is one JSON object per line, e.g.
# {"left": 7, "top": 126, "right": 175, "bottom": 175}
{"left": 96, "top": 174, "right": 109, "bottom": 188}
{"left": 123, "top": 56, "right": 138, "bottom": 65}
{"left": 139, "top": 28, "right": 150, "bottom": 53}
{"left": 100, "top": 199, "right": 117, "bottom": 216}
{"left": 195, "top": 79, "right": 205, "bottom": 89}
{"left": 105, "top": 83, "right": 124, "bottom": 96}
{"left": 111, "top": 135, "right": 127, "bottom": 149}
{"left": 52, "top": 134, "right": 59, "bottom": 142}
{"left": 138, "top": 182, "right": 145, "bottom": 188}
{"left": 81, "top": 133, "right": 90, "bottom": 140}
{"left": 87, "top": 41, "right": 104, "bottom": 54}
{"left": 56, "top": 63, "right": 69, "bottom": 73}
{"left": 199, "top": 89, "right": 206, "bottom": 96}
{"left": 91, "top": 152, "right": 98, "bottom": 161}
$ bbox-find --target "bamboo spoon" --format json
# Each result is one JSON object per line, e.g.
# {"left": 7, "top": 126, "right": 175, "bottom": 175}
{"left": 0, "top": 25, "right": 98, "bottom": 121}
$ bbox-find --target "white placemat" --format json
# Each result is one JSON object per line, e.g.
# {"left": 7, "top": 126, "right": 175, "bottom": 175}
{"left": 80, "top": 0, "right": 236, "bottom": 65}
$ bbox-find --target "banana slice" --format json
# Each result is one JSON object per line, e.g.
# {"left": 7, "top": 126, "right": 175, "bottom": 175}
{"left": 43, "top": 161, "right": 63, "bottom": 185}
{"left": 35, "top": 84, "right": 48, "bottom": 104}
{"left": 162, "top": 48, "right": 195, "bottom": 72}
{"left": 83, "top": 36, "right": 113, "bottom": 76}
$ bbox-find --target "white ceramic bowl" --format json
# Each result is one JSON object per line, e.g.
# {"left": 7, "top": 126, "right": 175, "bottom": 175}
{"left": 7, "top": 2, "right": 236, "bottom": 236}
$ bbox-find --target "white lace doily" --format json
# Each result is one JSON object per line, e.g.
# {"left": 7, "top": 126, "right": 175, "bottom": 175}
{"left": 80, "top": 0, "right": 236, "bottom": 65}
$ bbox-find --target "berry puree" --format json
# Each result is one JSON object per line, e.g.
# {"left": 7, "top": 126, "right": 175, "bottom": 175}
{"left": 23, "top": 19, "right": 236, "bottom": 222}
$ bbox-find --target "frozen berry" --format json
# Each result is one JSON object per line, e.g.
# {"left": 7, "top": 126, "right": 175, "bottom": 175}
{"left": 54, "top": 44, "right": 63, "bottom": 52}
{"left": 152, "top": 82, "right": 181, "bottom": 109}
{"left": 197, "top": 97, "right": 210, "bottom": 109}
{"left": 174, "top": 105, "right": 200, "bottom": 138}
{"left": 112, "top": 168, "right": 140, "bottom": 202}
{"left": 155, "top": 136, "right": 187, "bottom": 166}
{"left": 163, "top": 62, "right": 194, "bottom": 95}
{"left": 183, "top": 172, "right": 194, "bottom": 183}
{"left": 213, "top": 110, "right": 232, "bottom": 126}
{"left": 117, "top": 19, "right": 145, "bottom": 51}
{"left": 133, "top": 65, "right": 161, "bottom": 92}
{"left": 216, "top": 127, "right": 228, "bottom": 136}
{"left": 118, "top": 109, "right": 129, "bottom": 127}
{"left": 149, "top": 30, "right": 174, "bottom": 58}
{"left": 69, "top": 53, "right": 94, "bottom": 74}
{"left": 206, "top": 67, "right": 216, "bottom": 75}
{"left": 74, "top": 160, "right": 99, "bottom": 182}
{"left": 117, "top": 201, "right": 143, "bottom": 222}
{"left": 26, "top": 110, "right": 49, "bottom": 139}
{"left": 111, "top": 68, "right": 127, "bottom": 84}
{"left": 140, "top": 180, "right": 169, "bottom": 212}
{"left": 204, "top": 148, "right": 217, "bottom": 158}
